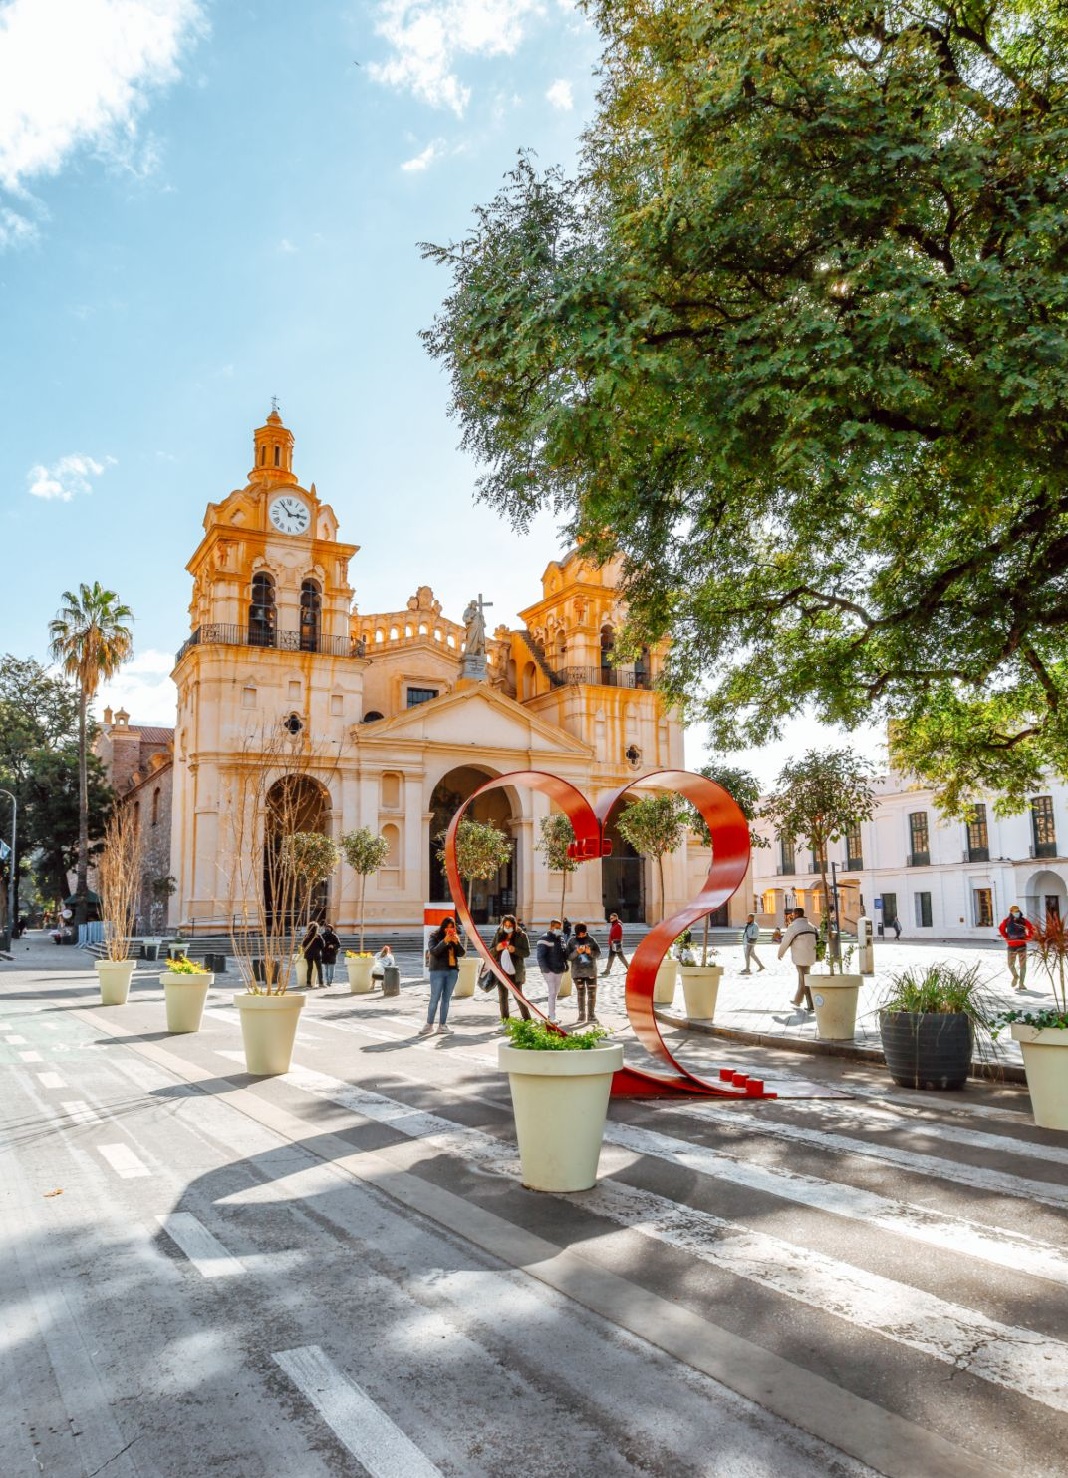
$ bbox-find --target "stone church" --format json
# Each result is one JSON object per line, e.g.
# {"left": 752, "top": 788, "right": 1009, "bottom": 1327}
{"left": 98, "top": 408, "right": 722, "bottom": 935}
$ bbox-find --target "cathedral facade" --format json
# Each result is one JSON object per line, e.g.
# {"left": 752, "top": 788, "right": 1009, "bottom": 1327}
{"left": 102, "top": 410, "right": 721, "bottom": 934}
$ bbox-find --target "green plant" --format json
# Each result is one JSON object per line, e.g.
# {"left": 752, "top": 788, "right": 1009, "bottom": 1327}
{"left": 436, "top": 818, "right": 512, "bottom": 911}
{"left": 615, "top": 792, "right": 689, "bottom": 923}
{"left": 503, "top": 1018, "right": 609, "bottom": 1050}
{"left": 535, "top": 812, "right": 579, "bottom": 918}
{"left": 881, "top": 964, "right": 995, "bottom": 1038}
{"left": 339, "top": 827, "right": 391, "bottom": 952}
{"left": 165, "top": 955, "right": 210, "bottom": 975}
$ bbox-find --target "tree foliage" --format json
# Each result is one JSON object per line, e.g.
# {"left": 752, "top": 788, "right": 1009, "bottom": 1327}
{"left": 690, "top": 760, "right": 766, "bottom": 850}
{"left": 422, "top": 0, "right": 1068, "bottom": 814}
{"left": 437, "top": 818, "right": 513, "bottom": 908}
{"left": 615, "top": 792, "right": 689, "bottom": 922}
{"left": 761, "top": 748, "right": 876, "bottom": 934}
{"left": 535, "top": 812, "right": 579, "bottom": 917}
{"left": 340, "top": 826, "right": 392, "bottom": 951}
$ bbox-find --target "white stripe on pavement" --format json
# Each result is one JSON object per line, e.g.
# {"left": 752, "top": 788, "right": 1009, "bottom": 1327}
{"left": 60, "top": 1101, "right": 99, "bottom": 1125}
{"left": 157, "top": 1213, "right": 245, "bottom": 1278}
{"left": 785, "top": 1098, "right": 1068, "bottom": 1167}
{"left": 5, "top": 1033, "right": 27, "bottom": 1043}
{"left": 18, "top": 1050, "right": 42, "bottom": 1062}
{"left": 97, "top": 1143, "right": 150, "bottom": 1179}
{"left": 603, "top": 1119, "right": 1068, "bottom": 1287}
{"left": 677, "top": 1105, "right": 1068, "bottom": 1208}
{"left": 278, "top": 1065, "right": 1068, "bottom": 1413}
{"left": 272, "top": 1345, "right": 442, "bottom": 1478}
{"left": 37, "top": 1072, "right": 66, "bottom": 1089}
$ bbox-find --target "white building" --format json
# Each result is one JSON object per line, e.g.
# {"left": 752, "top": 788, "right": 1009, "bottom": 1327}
{"left": 753, "top": 772, "right": 1068, "bottom": 941}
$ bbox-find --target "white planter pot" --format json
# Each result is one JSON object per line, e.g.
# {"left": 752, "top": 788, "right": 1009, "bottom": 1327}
{"left": 679, "top": 965, "right": 722, "bottom": 1020}
{"left": 294, "top": 956, "right": 309, "bottom": 988}
{"left": 346, "top": 957, "right": 375, "bottom": 994}
{"left": 233, "top": 992, "right": 305, "bottom": 1075}
{"left": 653, "top": 959, "right": 678, "bottom": 1005}
{"left": 96, "top": 959, "right": 136, "bottom": 1006}
{"left": 499, "top": 1042, "right": 624, "bottom": 1192}
{"left": 811, "top": 974, "right": 862, "bottom": 1041}
{"left": 160, "top": 972, "right": 213, "bottom": 1032}
{"left": 558, "top": 968, "right": 573, "bottom": 999}
{"left": 1011, "top": 1023, "right": 1068, "bottom": 1130}
{"left": 453, "top": 956, "right": 480, "bottom": 999}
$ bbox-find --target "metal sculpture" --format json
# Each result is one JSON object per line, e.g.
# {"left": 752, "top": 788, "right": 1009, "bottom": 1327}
{"left": 443, "top": 769, "right": 776, "bottom": 1100}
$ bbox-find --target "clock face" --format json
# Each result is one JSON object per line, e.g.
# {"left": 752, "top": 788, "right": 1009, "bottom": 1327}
{"left": 268, "top": 494, "right": 311, "bottom": 535}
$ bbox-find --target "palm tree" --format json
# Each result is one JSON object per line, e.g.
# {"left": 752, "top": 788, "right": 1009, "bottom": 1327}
{"left": 49, "top": 583, "right": 134, "bottom": 924}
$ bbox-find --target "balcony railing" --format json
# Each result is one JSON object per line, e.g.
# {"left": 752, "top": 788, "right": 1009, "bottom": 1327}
{"left": 844, "top": 855, "right": 864, "bottom": 872}
{"left": 175, "top": 624, "right": 367, "bottom": 665}
{"left": 907, "top": 850, "right": 931, "bottom": 867}
{"left": 965, "top": 846, "right": 990, "bottom": 863}
{"left": 551, "top": 664, "right": 652, "bottom": 690}
{"left": 1030, "top": 841, "right": 1058, "bottom": 859}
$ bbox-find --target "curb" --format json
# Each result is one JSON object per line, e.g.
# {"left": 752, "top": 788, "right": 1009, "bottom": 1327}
{"left": 654, "top": 1009, "right": 1028, "bottom": 1087}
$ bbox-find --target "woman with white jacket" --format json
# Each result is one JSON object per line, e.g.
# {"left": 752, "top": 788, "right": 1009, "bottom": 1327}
{"left": 777, "top": 908, "right": 819, "bottom": 1011}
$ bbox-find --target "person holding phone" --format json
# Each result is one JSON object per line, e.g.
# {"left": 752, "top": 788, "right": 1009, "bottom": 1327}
{"left": 567, "top": 922, "right": 602, "bottom": 1024}
{"left": 422, "top": 915, "right": 466, "bottom": 1035}
{"left": 490, "top": 913, "right": 531, "bottom": 1029}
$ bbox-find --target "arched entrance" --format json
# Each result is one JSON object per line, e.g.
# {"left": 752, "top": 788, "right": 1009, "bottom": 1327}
{"left": 263, "top": 775, "right": 331, "bottom": 926}
{"left": 601, "top": 810, "right": 646, "bottom": 923}
{"left": 1020, "top": 868, "right": 1068, "bottom": 922}
{"left": 429, "top": 766, "right": 518, "bottom": 923}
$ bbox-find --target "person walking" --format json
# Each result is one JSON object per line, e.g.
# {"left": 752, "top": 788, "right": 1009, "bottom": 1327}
{"left": 536, "top": 918, "right": 569, "bottom": 1022}
{"left": 998, "top": 905, "right": 1034, "bottom": 990}
{"left": 601, "top": 912, "right": 630, "bottom": 976}
{"left": 567, "top": 922, "right": 602, "bottom": 1024}
{"left": 421, "top": 916, "right": 466, "bottom": 1034}
{"left": 490, "top": 914, "right": 531, "bottom": 1029}
{"left": 320, "top": 921, "right": 341, "bottom": 986}
{"left": 741, "top": 914, "right": 764, "bottom": 974}
{"left": 777, "top": 907, "right": 818, "bottom": 1010}
{"left": 890, "top": 915, "right": 903, "bottom": 939}
{"left": 301, "top": 921, "right": 325, "bottom": 988}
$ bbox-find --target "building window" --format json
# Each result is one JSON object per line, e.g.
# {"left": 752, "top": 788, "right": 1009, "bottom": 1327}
{"left": 845, "top": 823, "right": 863, "bottom": 871}
{"left": 881, "top": 891, "right": 898, "bottom": 930}
{"left": 249, "top": 572, "right": 276, "bottom": 646}
{"left": 908, "top": 811, "right": 930, "bottom": 866}
{"left": 778, "top": 835, "right": 796, "bottom": 874}
{"left": 965, "top": 803, "right": 989, "bottom": 862}
{"left": 810, "top": 844, "right": 827, "bottom": 874}
{"left": 973, "top": 888, "right": 994, "bottom": 927}
{"left": 274, "top": 445, "right": 281, "bottom": 467}
{"left": 1031, "top": 795, "right": 1057, "bottom": 858}
{"left": 151, "top": 787, "right": 160, "bottom": 826}
{"left": 363, "top": 711, "right": 383, "bottom": 723}
{"left": 330, "top": 694, "right": 343, "bottom": 716}
{"left": 299, "top": 579, "right": 321, "bottom": 652}
{"left": 406, "top": 687, "right": 438, "bottom": 708}
{"left": 914, "top": 891, "right": 933, "bottom": 928}
{"left": 283, "top": 713, "right": 303, "bottom": 736}
{"left": 600, "top": 624, "right": 615, "bottom": 678}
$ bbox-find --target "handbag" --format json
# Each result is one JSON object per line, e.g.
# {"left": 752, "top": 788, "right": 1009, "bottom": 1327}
{"left": 477, "top": 965, "right": 496, "bottom": 992}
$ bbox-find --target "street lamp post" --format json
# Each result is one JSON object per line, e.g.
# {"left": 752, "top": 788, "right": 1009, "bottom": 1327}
{"left": 0, "top": 788, "right": 16, "bottom": 953}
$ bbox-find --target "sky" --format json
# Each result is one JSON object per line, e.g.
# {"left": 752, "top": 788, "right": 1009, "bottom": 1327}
{"left": 0, "top": 0, "right": 884, "bottom": 786}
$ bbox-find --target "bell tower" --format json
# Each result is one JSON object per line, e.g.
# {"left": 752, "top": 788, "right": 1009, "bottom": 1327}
{"left": 250, "top": 401, "right": 295, "bottom": 484}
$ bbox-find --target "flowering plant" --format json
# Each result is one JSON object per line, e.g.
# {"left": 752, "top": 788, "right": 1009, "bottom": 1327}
{"left": 345, "top": 950, "right": 373, "bottom": 959}
{"left": 165, "top": 956, "right": 210, "bottom": 975}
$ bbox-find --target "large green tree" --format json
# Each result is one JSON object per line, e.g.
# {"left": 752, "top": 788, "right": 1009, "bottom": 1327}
{"left": 423, "top": 0, "right": 1068, "bottom": 817}
{"left": 48, "top": 584, "right": 134, "bottom": 923}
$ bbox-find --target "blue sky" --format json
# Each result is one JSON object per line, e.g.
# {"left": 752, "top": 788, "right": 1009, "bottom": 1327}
{"left": 0, "top": 0, "right": 883, "bottom": 782}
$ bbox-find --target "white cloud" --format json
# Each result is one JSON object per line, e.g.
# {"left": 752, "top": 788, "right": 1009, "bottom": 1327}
{"left": 27, "top": 452, "right": 116, "bottom": 503}
{"left": 0, "top": 203, "right": 35, "bottom": 247}
{"left": 545, "top": 77, "right": 572, "bottom": 110}
{"left": 278, "top": 237, "right": 298, "bottom": 254}
{"left": 370, "top": 0, "right": 544, "bottom": 115}
{"left": 401, "top": 138, "right": 445, "bottom": 171}
{"left": 0, "top": 0, "right": 205, "bottom": 196}
{"left": 96, "top": 653, "right": 177, "bottom": 726}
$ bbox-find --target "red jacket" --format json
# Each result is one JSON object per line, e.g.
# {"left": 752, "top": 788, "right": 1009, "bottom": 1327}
{"left": 608, "top": 919, "right": 624, "bottom": 946}
{"left": 998, "top": 914, "right": 1034, "bottom": 947}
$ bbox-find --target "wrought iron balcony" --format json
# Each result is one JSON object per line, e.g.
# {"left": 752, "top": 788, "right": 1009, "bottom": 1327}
{"left": 552, "top": 664, "right": 653, "bottom": 690}
{"left": 965, "top": 846, "right": 990, "bottom": 863}
{"left": 907, "top": 850, "right": 931, "bottom": 867}
{"left": 844, "top": 856, "right": 864, "bottom": 872}
{"left": 1030, "top": 841, "right": 1058, "bottom": 859}
{"left": 175, "top": 623, "right": 366, "bottom": 665}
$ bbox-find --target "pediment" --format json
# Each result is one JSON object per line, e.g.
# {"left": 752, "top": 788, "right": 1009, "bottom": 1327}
{"left": 354, "top": 685, "right": 592, "bottom": 757}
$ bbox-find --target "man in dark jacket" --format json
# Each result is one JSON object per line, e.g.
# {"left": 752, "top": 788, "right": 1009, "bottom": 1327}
{"left": 567, "top": 923, "right": 601, "bottom": 1024}
{"left": 320, "top": 922, "right": 341, "bottom": 986}
{"left": 536, "top": 918, "right": 569, "bottom": 1022}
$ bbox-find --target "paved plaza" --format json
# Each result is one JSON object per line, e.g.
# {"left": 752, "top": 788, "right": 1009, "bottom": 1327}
{"left": 2, "top": 934, "right": 1066, "bottom": 1477}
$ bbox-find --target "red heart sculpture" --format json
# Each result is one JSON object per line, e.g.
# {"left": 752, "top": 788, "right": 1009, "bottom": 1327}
{"left": 443, "top": 769, "right": 775, "bottom": 1099}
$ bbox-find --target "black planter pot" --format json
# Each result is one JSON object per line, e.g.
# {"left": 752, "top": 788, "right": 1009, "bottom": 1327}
{"left": 879, "top": 1010, "right": 973, "bottom": 1090}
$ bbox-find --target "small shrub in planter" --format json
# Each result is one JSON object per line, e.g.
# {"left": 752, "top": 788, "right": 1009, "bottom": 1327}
{"left": 879, "top": 964, "right": 995, "bottom": 1090}
{"left": 993, "top": 911, "right": 1068, "bottom": 1129}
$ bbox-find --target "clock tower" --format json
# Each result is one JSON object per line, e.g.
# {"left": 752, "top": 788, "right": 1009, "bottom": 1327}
{"left": 169, "top": 407, "right": 366, "bottom": 927}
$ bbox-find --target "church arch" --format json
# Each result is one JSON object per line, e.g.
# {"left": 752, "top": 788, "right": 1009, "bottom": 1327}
{"left": 263, "top": 774, "right": 332, "bottom": 925}
{"left": 249, "top": 572, "right": 276, "bottom": 647}
{"left": 521, "top": 661, "right": 538, "bottom": 701}
{"left": 427, "top": 764, "right": 520, "bottom": 922}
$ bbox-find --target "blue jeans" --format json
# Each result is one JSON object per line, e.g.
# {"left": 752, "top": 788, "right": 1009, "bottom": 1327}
{"left": 428, "top": 968, "right": 458, "bottom": 1025}
{"left": 324, "top": 961, "right": 336, "bottom": 985}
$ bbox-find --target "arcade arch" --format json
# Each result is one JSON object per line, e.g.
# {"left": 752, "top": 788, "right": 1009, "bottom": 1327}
{"left": 263, "top": 774, "right": 332, "bottom": 925}
{"left": 428, "top": 765, "right": 519, "bottom": 922}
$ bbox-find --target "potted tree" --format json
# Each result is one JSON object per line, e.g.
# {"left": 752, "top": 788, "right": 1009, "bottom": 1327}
{"left": 674, "top": 929, "right": 721, "bottom": 1020}
{"left": 160, "top": 954, "right": 213, "bottom": 1033}
{"left": 225, "top": 738, "right": 340, "bottom": 1075}
{"left": 437, "top": 818, "right": 512, "bottom": 998}
{"left": 95, "top": 806, "right": 142, "bottom": 1005}
{"left": 616, "top": 792, "right": 689, "bottom": 1005}
{"left": 762, "top": 748, "right": 874, "bottom": 1040}
{"left": 995, "top": 911, "right": 1068, "bottom": 1129}
{"left": 536, "top": 812, "right": 580, "bottom": 1001}
{"left": 339, "top": 826, "right": 390, "bottom": 992}
{"left": 499, "top": 1019, "right": 624, "bottom": 1191}
{"left": 879, "top": 963, "right": 993, "bottom": 1090}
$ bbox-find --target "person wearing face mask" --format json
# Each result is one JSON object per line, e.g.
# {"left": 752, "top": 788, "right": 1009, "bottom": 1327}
{"left": 998, "top": 905, "right": 1034, "bottom": 990}
{"left": 490, "top": 913, "right": 531, "bottom": 1029}
{"left": 567, "top": 922, "right": 602, "bottom": 1024}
